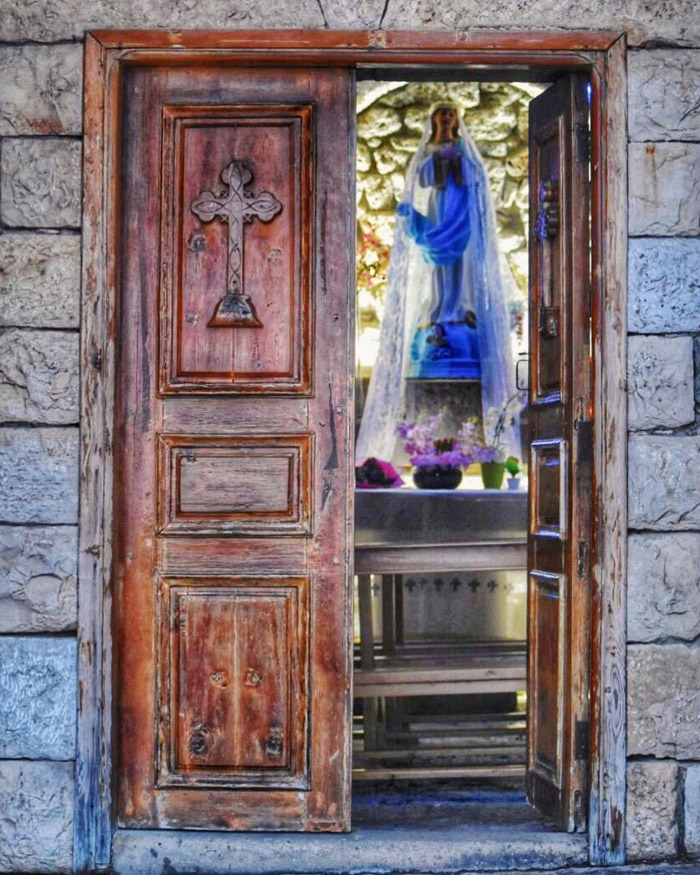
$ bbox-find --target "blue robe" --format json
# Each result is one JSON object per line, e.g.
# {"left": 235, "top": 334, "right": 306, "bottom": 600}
{"left": 398, "top": 141, "right": 474, "bottom": 325}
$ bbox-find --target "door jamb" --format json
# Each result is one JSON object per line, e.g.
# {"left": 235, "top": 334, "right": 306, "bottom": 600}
{"left": 76, "top": 29, "right": 627, "bottom": 872}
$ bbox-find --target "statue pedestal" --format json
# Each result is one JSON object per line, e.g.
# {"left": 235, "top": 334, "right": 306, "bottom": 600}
{"left": 407, "top": 321, "right": 481, "bottom": 380}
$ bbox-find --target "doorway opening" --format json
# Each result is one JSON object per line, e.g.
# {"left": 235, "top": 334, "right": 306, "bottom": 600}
{"left": 78, "top": 30, "right": 627, "bottom": 874}
{"left": 350, "top": 67, "right": 586, "bottom": 835}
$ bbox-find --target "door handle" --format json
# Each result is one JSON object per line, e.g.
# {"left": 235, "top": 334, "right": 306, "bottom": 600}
{"left": 516, "top": 354, "right": 530, "bottom": 392}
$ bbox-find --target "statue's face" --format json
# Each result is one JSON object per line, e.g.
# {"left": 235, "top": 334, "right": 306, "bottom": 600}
{"left": 432, "top": 106, "right": 458, "bottom": 141}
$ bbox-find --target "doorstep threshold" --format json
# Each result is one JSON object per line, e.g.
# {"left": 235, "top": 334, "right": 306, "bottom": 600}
{"left": 113, "top": 800, "right": 587, "bottom": 875}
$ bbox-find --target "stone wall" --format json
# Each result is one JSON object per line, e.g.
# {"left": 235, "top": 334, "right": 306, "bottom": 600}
{"left": 626, "top": 49, "right": 700, "bottom": 862}
{"left": 0, "top": 5, "right": 700, "bottom": 872}
{"left": 0, "top": 34, "right": 81, "bottom": 873}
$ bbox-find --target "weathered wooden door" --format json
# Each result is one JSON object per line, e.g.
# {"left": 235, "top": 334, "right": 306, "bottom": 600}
{"left": 527, "top": 74, "right": 592, "bottom": 831}
{"left": 115, "top": 64, "right": 354, "bottom": 831}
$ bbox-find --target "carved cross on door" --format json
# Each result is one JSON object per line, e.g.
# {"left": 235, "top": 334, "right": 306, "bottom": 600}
{"left": 191, "top": 159, "right": 283, "bottom": 328}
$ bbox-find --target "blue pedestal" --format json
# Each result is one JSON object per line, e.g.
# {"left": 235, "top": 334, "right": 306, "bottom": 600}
{"left": 407, "top": 321, "right": 481, "bottom": 380}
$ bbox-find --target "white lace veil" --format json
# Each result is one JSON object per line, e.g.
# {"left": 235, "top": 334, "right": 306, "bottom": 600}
{"left": 355, "top": 108, "right": 521, "bottom": 463}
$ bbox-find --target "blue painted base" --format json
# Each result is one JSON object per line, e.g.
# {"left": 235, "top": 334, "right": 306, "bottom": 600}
{"left": 407, "top": 320, "right": 481, "bottom": 380}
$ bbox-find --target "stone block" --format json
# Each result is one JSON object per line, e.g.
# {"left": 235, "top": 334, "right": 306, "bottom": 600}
{"left": 626, "top": 760, "right": 679, "bottom": 861}
{"left": 629, "top": 436, "right": 700, "bottom": 530}
{"left": 628, "top": 643, "right": 700, "bottom": 758}
{"left": 358, "top": 106, "right": 403, "bottom": 140}
{"left": 0, "top": 427, "right": 78, "bottom": 524}
{"left": 0, "top": 233, "right": 80, "bottom": 329}
{"left": 0, "top": 636, "right": 76, "bottom": 759}
{"left": 629, "top": 239, "right": 700, "bottom": 333}
{"left": 0, "top": 526, "right": 77, "bottom": 633}
{"left": 2, "top": 0, "right": 698, "bottom": 44}
{"left": 628, "top": 335, "right": 694, "bottom": 430}
{"left": 0, "top": 138, "right": 82, "bottom": 229}
{"left": 0, "top": 0, "right": 324, "bottom": 41}
{"left": 629, "top": 50, "right": 700, "bottom": 142}
{"left": 381, "top": 1, "right": 700, "bottom": 47}
{"left": 0, "top": 330, "right": 79, "bottom": 424}
{"left": 0, "top": 44, "right": 82, "bottom": 136}
{"left": 324, "top": 0, "right": 387, "bottom": 27}
{"left": 685, "top": 765, "right": 700, "bottom": 854}
{"left": 0, "top": 760, "right": 73, "bottom": 873}
{"left": 629, "top": 142, "right": 700, "bottom": 236}
{"left": 628, "top": 533, "right": 700, "bottom": 642}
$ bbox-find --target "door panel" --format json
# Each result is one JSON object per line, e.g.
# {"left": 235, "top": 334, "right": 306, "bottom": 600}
{"left": 158, "top": 577, "right": 308, "bottom": 787}
{"left": 159, "top": 103, "right": 313, "bottom": 393}
{"left": 527, "top": 74, "right": 592, "bottom": 831}
{"left": 529, "top": 570, "right": 566, "bottom": 788}
{"left": 156, "top": 434, "right": 312, "bottom": 535}
{"left": 116, "top": 65, "right": 354, "bottom": 831}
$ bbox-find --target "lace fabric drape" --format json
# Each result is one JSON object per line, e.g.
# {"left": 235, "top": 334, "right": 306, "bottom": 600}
{"left": 355, "top": 111, "right": 521, "bottom": 464}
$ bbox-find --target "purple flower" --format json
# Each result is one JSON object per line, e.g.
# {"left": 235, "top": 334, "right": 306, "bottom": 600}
{"left": 397, "top": 414, "right": 476, "bottom": 470}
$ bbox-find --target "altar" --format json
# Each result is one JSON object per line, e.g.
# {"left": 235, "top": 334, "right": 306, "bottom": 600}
{"left": 353, "top": 488, "right": 528, "bottom": 781}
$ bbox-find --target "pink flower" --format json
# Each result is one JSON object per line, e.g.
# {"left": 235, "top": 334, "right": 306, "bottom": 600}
{"left": 397, "top": 414, "right": 476, "bottom": 470}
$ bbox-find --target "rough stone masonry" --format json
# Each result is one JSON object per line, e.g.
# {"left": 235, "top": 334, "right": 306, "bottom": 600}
{"left": 1, "top": 3, "right": 700, "bottom": 871}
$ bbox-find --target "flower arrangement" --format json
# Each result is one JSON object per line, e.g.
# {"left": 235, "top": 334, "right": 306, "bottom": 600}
{"left": 458, "top": 393, "right": 524, "bottom": 463}
{"left": 357, "top": 228, "right": 391, "bottom": 300}
{"left": 397, "top": 413, "right": 475, "bottom": 469}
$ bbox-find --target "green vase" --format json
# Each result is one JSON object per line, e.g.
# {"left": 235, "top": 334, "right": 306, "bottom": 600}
{"left": 481, "top": 462, "right": 505, "bottom": 490}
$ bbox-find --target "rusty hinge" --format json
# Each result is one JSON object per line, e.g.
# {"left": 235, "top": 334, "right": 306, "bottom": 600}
{"left": 574, "top": 397, "right": 593, "bottom": 466}
{"left": 576, "top": 123, "right": 591, "bottom": 164}
{"left": 575, "top": 720, "right": 590, "bottom": 760}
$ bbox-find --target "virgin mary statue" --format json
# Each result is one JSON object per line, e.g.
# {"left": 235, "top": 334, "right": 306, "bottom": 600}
{"left": 355, "top": 103, "right": 520, "bottom": 463}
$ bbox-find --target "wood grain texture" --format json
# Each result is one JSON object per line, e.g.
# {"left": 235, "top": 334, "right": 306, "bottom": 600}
{"left": 159, "top": 104, "right": 312, "bottom": 394}
{"left": 156, "top": 434, "right": 312, "bottom": 535}
{"left": 527, "top": 72, "right": 592, "bottom": 833}
{"left": 588, "top": 35, "right": 628, "bottom": 866}
{"left": 157, "top": 577, "right": 308, "bottom": 788}
{"left": 162, "top": 396, "right": 308, "bottom": 433}
{"left": 91, "top": 29, "right": 621, "bottom": 53}
{"left": 158, "top": 538, "right": 307, "bottom": 575}
{"left": 115, "top": 63, "right": 353, "bottom": 832}
{"left": 74, "top": 34, "right": 116, "bottom": 874}
{"left": 529, "top": 571, "right": 567, "bottom": 789}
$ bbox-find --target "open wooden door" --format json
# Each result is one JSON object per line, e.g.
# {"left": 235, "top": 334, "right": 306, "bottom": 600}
{"left": 526, "top": 74, "right": 592, "bottom": 831}
{"left": 114, "top": 63, "right": 354, "bottom": 831}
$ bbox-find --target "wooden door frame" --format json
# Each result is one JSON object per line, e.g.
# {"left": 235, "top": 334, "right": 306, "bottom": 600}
{"left": 77, "top": 29, "right": 627, "bottom": 872}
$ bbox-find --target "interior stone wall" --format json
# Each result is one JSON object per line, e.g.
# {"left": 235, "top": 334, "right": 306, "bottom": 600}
{"left": 0, "top": 5, "right": 699, "bottom": 871}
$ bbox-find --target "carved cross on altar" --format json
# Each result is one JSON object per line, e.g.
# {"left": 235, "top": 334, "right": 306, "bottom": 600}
{"left": 191, "top": 159, "right": 283, "bottom": 328}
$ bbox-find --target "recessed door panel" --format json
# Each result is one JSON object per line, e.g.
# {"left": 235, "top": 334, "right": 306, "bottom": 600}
{"left": 116, "top": 64, "right": 353, "bottom": 832}
{"left": 529, "top": 570, "right": 566, "bottom": 787}
{"left": 530, "top": 119, "right": 565, "bottom": 406}
{"left": 530, "top": 438, "right": 568, "bottom": 541}
{"left": 527, "top": 74, "right": 592, "bottom": 832}
{"left": 160, "top": 105, "right": 313, "bottom": 394}
{"left": 157, "top": 434, "right": 312, "bottom": 536}
{"left": 158, "top": 578, "right": 308, "bottom": 788}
